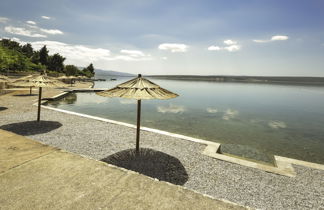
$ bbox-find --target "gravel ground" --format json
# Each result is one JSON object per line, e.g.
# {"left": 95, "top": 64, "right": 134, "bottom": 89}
{"left": 1, "top": 90, "right": 323, "bottom": 210}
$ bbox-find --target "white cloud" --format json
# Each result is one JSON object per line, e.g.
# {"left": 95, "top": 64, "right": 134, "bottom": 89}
{"left": 107, "top": 55, "right": 138, "bottom": 61}
{"left": 207, "top": 45, "right": 221, "bottom": 51}
{"left": 107, "top": 55, "right": 152, "bottom": 61}
{"left": 11, "top": 37, "right": 21, "bottom": 42}
{"left": 26, "top": 20, "right": 36, "bottom": 25}
{"left": 4, "top": 26, "right": 47, "bottom": 38}
{"left": 161, "top": 57, "right": 168, "bottom": 60}
{"left": 0, "top": 17, "right": 9, "bottom": 23}
{"left": 224, "top": 40, "right": 237, "bottom": 45}
{"left": 27, "top": 40, "right": 152, "bottom": 64}
{"left": 253, "top": 35, "right": 289, "bottom": 43}
{"left": 271, "top": 35, "right": 289, "bottom": 41}
{"left": 115, "top": 50, "right": 152, "bottom": 61}
{"left": 158, "top": 43, "right": 188, "bottom": 53}
{"left": 1, "top": 37, "right": 22, "bottom": 42}
{"left": 224, "top": 44, "right": 241, "bottom": 52}
{"left": 1, "top": 37, "right": 22, "bottom": 43}
{"left": 40, "top": 28, "right": 63, "bottom": 35}
{"left": 107, "top": 55, "right": 133, "bottom": 61}
{"left": 157, "top": 104, "right": 185, "bottom": 113}
{"left": 208, "top": 40, "right": 241, "bottom": 52}
{"left": 30, "top": 40, "right": 111, "bottom": 65}
{"left": 253, "top": 39, "right": 269, "bottom": 43}
{"left": 41, "top": 16, "right": 51, "bottom": 20}
{"left": 26, "top": 25, "right": 38, "bottom": 29}
{"left": 120, "top": 50, "right": 145, "bottom": 57}
{"left": 5, "top": 21, "right": 63, "bottom": 37}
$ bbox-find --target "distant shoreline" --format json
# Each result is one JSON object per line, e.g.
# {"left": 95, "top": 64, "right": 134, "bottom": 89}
{"left": 146, "top": 75, "right": 324, "bottom": 86}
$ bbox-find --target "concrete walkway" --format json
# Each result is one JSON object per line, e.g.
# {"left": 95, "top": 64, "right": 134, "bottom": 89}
{"left": 0, "top": 129, "right": 247, "bottom": 210}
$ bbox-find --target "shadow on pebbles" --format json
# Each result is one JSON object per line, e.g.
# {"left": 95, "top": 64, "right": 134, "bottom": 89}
{"left": 101, "top": 148, "right": 189, "bottom": 185}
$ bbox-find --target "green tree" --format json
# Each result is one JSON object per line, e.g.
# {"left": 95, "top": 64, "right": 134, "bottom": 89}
{"left": 0, "top": 39, "right": 22, "bottom": 52}
{"left": 65, "top": 65, "right": 78, "bottom": 76}
{"left": 0, "top": 39, "right": 11, "bottom": 47}
{"left": 86, "top": 63, "right": 94, "bottom": 74}
{"left": 21, "top": 43, "right": 34, "bottom": 58}
{"left": 0, "top": 45, "right": 25, "bottom": 71}
{"left": 39, "top": 45, "right": 49, "bottom": 66}
{"left": 31, "top": 51, "right": 40, "bottom": 64}
{"left": 12, "top": 54, "right": 27, "bottom": 71}
{"left": 47, "top": 53, "right": 65, "bottom": 72}
{"left": 81, "top": 63, "right": 95, "bottom": 77}
{"left": 1, "top": 42, "right": 45, "bottom": 73}
{"left": 29, "top": 63, "right": 45, "bottom": 72}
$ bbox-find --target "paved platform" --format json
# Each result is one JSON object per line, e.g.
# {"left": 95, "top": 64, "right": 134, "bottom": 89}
{"left": 0, "top": 129, "right": 247, "bottom": 210}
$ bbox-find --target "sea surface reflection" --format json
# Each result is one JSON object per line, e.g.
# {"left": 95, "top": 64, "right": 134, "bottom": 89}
{"left": 47, "top": 76, "right": 324, "bottom": 164}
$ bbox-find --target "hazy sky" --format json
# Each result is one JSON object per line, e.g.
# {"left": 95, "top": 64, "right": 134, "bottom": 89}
{"left": 1, "top": 0, "right": 324, "bottom": 76}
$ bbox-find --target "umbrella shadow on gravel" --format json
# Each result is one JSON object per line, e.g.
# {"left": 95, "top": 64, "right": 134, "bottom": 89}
{"left": 0, "top": 107, "right": 8, "bottom": 111}
{"left": 0, "top": 120, "right": 62, "bottom": 136}
{"left": 101, "top": 148, "right": 188, "bottom": 185}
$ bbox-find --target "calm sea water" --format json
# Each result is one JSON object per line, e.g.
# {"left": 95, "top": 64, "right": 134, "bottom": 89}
{"left": 47, "top": 76, "right": 324, "bottom": 164}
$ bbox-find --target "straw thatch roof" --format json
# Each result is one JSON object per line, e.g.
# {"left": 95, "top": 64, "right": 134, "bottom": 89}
{"left": 96, "top": 76, "right": 178, "bottom": 100}
{"left": 10, "top": 74, "right": 65, "bottom": 88}
{"left": 10, "top": 75, "right": 36, "bottom": 87}
{"left": 30, "top": 75, "right": 66, "bottom": 88}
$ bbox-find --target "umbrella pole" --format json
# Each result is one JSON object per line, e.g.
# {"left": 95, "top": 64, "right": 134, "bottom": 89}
{"left": 30, "top": 86, "right": 32, "bottom": 95}
{"left": 136, "top": 99, "right": 141, "bottom": 152}
{"left": 37, "top": 87, "right": 42, "bottom": 122}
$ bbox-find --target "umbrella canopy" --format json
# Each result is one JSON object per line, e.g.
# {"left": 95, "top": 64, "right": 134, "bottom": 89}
{"left": 67, "top": 76, "right": 78, "bottom": 86}
{"left": 29, "top": 75, "right": 65, "bottom": 121}
{"left": 97, "top": 75, "right": 178, "bottom": 100}
{"left": 10, "top": 75, "right": 37, "bottom": 95}
{"left": 96, "top": 74, "right": 178, "bottom": 151}
{"left": 58, "top": 75, "right": 77, "bottom": 86}
{"left": 11, "top": 75, "right": 65, "bottom": 94}
{"left": 30, "top": 75, "right": 65, "bottom": 88}
{"left": 11, "top": 75, "right": 37, "bottom": 86}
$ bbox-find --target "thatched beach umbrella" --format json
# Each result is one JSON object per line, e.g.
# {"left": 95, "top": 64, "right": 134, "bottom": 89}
{"left": 30, "top": 75, "right": 65, "bottom": 121}
{"left": 57, "top": 75, "right": 69, "bottom": 82}
{"left": 58, "top": 75, "right": 77, "bottom": 86}
{"left": 11, "top": 75, "right": 36, "bottom": 95}
{"left": 96, "top": 74, "right": 178, "bottom": 151}
{"left": 68, "top": 76, "right": 78, "bottom": 86}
